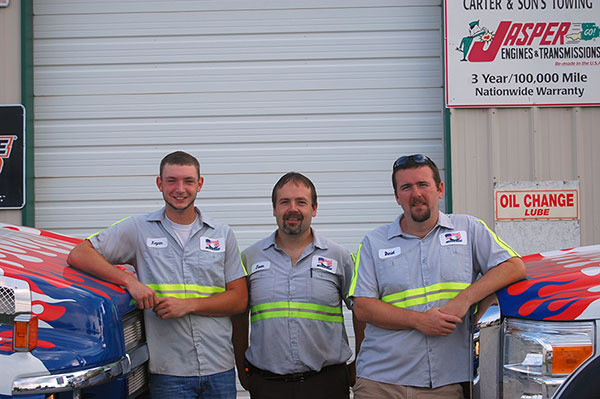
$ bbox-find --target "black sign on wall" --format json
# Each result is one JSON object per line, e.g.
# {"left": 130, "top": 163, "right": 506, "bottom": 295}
{"left": 0, "top": 105, "right": 25, "bottom": 209}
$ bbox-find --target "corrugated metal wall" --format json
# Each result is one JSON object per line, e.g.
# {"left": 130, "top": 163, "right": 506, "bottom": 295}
{"left": 450, "top": 107, "right": 600, "bottom": 250}
{"left": 0, "top": 0, "right": 22, "bottom": 226}
{"left": 33, "top": 0, "right": 445, "bottom": 251}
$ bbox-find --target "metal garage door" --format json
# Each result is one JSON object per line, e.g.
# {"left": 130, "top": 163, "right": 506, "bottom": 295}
{"left": 33, "top": 0, "right": 444, "bottom": 251}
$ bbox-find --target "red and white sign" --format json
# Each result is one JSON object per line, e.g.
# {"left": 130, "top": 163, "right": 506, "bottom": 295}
{"left": 444, "top": 0, "right": 600, "bottom": 107}
{"left": 495, "top": 189, "right": 579, "bottom": 220}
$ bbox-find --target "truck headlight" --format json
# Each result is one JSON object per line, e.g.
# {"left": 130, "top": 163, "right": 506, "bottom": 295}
{"left": 503, "top": 318, "right": 594, "bottom": 399}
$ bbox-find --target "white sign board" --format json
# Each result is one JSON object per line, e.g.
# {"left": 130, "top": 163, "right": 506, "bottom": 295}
{"left": 495, "top": 181, "right": 580, "bottom": 256}
{"left": 445, "top": 0, "right": 600, "bottom": 107}
{"left": 495, "top": 189, "right": 579, "bottom": 220}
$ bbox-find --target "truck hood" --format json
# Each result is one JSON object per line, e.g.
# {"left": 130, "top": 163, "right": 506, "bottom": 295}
{"left": 498, "top": 245, "right": 600, "bottom": 321}
{"left": 0, "top": 224, "right": 134, "bottom": 372}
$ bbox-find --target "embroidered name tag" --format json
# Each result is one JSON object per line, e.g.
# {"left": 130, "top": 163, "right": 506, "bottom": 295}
{"left": 251, "top": 261, "right": 270, "bottom": 274}
{"left": 146, "top": 237, "right": 168, "bottom": 248}
{"left": 311, "top": 255, "right": 338, "bottom": 274}
{"left": 379, "top": 247, "right": 401, "bottom": 259}
{"left": 440, "top": 231, "right": 468, "bottom": 246}
{"left": 201, "top": 236, "right": 225, "bottom": 252}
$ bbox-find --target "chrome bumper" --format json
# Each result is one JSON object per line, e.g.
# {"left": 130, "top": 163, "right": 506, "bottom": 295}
{"left": 12, "top": 344, "right": 148, "bottom": 395}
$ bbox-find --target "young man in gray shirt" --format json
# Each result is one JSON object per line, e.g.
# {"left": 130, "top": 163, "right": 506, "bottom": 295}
{"left": 68, "top": 151, "right": 248, "bottom": 399}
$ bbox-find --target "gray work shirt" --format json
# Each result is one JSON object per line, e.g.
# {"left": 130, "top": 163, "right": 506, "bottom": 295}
{"left": 89, "top": 207, "right": 247, "bottom": 377}
{"left": 243, "top": 229, "right": 354, "bottom": 374}
{"left": 350, "top": 212, "right": 518, "bottom": 388}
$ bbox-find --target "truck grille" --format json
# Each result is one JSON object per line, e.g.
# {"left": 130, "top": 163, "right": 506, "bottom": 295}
{"left": 0, "top": 287, "right": 16, "bottom": 315}
{"left": 122, "top": 310, "right": 145, "bottom": 351}
{"left": 128, "top": 364, "right": 148, "bottom": 397}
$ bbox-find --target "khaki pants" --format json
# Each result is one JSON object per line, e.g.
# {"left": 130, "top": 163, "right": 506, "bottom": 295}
{"left": 353, "top": 377, "right": 464, "bottom": 399}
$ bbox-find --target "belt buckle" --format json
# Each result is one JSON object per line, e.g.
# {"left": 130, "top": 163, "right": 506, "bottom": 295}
{"left": 284, "top": 372, "right": 305, "bottom": 383}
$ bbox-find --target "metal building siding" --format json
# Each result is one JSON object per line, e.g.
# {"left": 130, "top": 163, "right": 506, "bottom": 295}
{"left": 0, "top": 0, "right": 22, "bottom": 226}
{"left": 32, "top": 0, "right": 445, "bottom": 250}
{"left": 450, "top": 107, "right": 600, "bottom": 248}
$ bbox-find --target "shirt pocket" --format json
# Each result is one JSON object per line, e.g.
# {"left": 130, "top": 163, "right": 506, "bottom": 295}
{"left": 439, "top": 245, "right": 473, "bottom": 283}
{"left": 197, "top": 251, "right": 226, "bottom": 288}
{"left": 248, "top": 267, "right": 276, "bottom": 305}
{"left": 142, "top": 245, "right": 178, "bottom": 281}
{"left": 310, "top": 268, "right": 341, "bottom": 306}
{"left": 377, "top": 256, "right": 412, "bottom": 299}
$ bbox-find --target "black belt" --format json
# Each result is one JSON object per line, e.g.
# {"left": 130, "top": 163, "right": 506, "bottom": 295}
{"left": 245, "top": 360, "right": 342, "bottom": 383}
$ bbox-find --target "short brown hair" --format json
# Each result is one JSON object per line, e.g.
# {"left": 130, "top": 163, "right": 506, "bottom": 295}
{"left": 272, "top": 172, "right": 318, "bottom": 208}
{"left": 391, "top": 154, "right": 441, "bottom": 192}
{"left": 160, "top": 151, "right": 200, "bottom": 178}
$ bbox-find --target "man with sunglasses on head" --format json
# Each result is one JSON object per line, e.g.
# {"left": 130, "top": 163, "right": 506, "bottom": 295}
{"left": 349, "top": 154, "right": 526, "bottom": 399}
{"left": 232, "top": 172, "right": 364, "bottom": 399}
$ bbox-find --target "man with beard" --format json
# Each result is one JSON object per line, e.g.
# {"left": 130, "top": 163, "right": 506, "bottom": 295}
{"left": 232, "top": 172, "right": 363, "bottom": 399}
{"left": 67, "top": 151, "right": 248, "bottom": 399}
{"left": 349, "top": 154, "right": 526, "bottom": 399}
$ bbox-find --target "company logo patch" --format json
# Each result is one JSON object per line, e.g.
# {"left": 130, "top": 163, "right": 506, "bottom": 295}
{"left": 201, "top": 236, "right": 224, "bottom": 252}
{"left": 379, "top": 247, "right": 402, "bottom": 259}
{"left": 251, "top": 261, "right": 270, "bottom": 274}
{"left": 440, "top": 231, "right": 468, "bottom": 246}
{"left": 312, "top": 255, "right": 337, "bottom": 274}
{"left": 0, "top": 136, "right": 17, "bottom": 174}
{"left": 146, "top": 237, "right": 168, "bottom": 248}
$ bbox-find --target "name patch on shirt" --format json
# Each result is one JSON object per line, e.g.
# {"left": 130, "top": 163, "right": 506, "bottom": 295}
{"left": 312, "top": 255, "right": 338, "bottom": 274}
{"left": 379, "top": 247, "right": 401, "bottom": 259}
{"left": 201, "top": 236, "right": 225, "bottom": 252}
{"left": 146, "top": 237, "right": 168, "bottom": 248}
{"left": 440, "top": 231, "right": 468, "bottom": 246}
{"left": 251, "top": 261, "right": 270, "bottom": 274}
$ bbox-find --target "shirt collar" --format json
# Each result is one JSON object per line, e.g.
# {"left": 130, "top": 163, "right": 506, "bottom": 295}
{"left": 146, "top": 206, "right": 213, "bottom": 228}
{"left": 388, "top": 211, "right": 454, "bottom": 240}
{"left": 437, "top": 211, "right": 454, "bottom": 230}
{"left": 262, "top": 228, "right": 327, "bottom": 250}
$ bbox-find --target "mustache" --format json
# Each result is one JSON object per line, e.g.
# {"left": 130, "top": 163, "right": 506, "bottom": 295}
{"left": 411, "top": 199, "right": 426, "bottom": 206}
{"left": 283, "top": 211, "right": 303, "bottom": 221}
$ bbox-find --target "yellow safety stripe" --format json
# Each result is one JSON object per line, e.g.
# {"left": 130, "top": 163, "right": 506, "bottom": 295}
{"left": 348, "top": 243, "right": 363, "bottom": 297}
{"left": 382, "top": 282, "right": 471, "bottom": 309}
{"left": 251, "top": 301, "right": 343, "bottom": 323}
{"left": 86, "top": 217, "right": 131, "bottom": 239}
{"left": 239, "top": 245, "right": 248, "bottom": 276}
{"left": 477, "top": 219, "right": 520, "bottom": 257}
{"left": 146, "top": 283, "right": 225, "bottom": 298}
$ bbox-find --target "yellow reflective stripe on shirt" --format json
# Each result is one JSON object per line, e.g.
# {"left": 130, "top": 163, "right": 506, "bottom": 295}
{"left": 477, "top": 219, "right": 520, "bottom": 257}
{"left": 86, "top": 216, "right": 131, "bottom": 239}
{"left": 250, "top": 301, "right": 343, "bottom": 323}
{"left": 146, "top": 283, "right": 225, "bottom": 298}
{"left": 381, "top": 282, "right": 471, "bottom": 309}
{"left": 348, "top": 243, "right": 363, "bottom": 297}
{"left": 239, "top": 246, "right": 248, "bottom": 276}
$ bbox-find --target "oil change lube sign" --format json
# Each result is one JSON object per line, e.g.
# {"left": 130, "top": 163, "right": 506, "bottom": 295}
{"left": 495, "top": 189, "right": 579, "bottom": 220}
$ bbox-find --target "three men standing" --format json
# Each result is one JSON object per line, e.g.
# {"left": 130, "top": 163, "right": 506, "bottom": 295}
{"left": 232, "top": 172, "right": 362, "bottom": 399}
{"left": 350, "top": 154, "right": 526, "bottom": 398}
{"left": 68, "top": 151, "right": 248, "bottom": 399}
{"left": 67, "top": 151, "right": 525, "bottom": 399}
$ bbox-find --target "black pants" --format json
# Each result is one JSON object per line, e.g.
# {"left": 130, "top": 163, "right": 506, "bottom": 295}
{"left": 247, "top": 363, "right": 350, "bottom": 399}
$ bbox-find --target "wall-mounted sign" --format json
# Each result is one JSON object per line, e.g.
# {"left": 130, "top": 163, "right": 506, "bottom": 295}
{"left": 0, "top": 1, "right": 9, "bottom": 8}
{"left": 0, "top": 105, "right": 25, "bottom": 209}
{"left": 495, "top": 189, "right": 579, "bottom": 220}
{"left": 445, "top": 0, "right": 600, "bottom": 107}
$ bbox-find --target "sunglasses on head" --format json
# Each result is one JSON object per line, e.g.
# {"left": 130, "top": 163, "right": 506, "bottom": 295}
{"left": 393, "top": 154, "right": 432, "bottom": 170}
